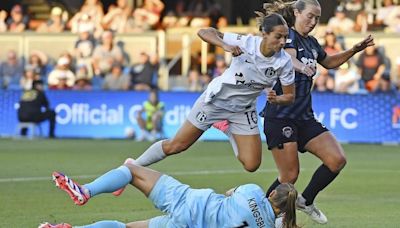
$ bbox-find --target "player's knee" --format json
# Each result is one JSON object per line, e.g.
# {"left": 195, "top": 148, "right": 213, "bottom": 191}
{"left": 163, "top": 140, "right": 189, "bottom": 155}
{"left": 241, "top": 159, "right": 261, "bottom": 172}
{"left": 279, "top": 170, "right": 299, "bottom": 183}
{"left": 329, "top": 155, "right": 347, "bottom": 173}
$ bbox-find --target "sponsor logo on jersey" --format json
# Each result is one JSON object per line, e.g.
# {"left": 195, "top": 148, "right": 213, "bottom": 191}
{"left": 311, "top": 49, "right": 318, "bottom": 59}
{"left": 235, "top": 72, "right": 245, "bottom": 85}
{"left": 237, "top": 34, "right": 242, "bottom": 40}
{"left": 282, "top": 126, "right": 293, "bottom": 138}
{"left": 298, "top": 48, "right": 304, "bottom": 51}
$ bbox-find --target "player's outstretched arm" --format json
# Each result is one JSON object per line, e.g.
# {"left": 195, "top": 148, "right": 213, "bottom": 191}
{"left": 197, "top": 27, "right": 243, "bottom": 56}
{"left": 321, "top": 34, "right": 375, "bottom": 69}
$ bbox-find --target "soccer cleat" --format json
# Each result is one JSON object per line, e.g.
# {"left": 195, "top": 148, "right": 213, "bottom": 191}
{"left": 52, "top": 171, "right": 89, "bottom": 205}
{"left": 112, "top": 158, "right": 136, "bottom": 196}
{"left": 296, "top": 195, "right": 328, "bottom": 224}
{"left": 212, "top": 120, "right": 230, "bottom": 133}
{"left": 38, "top": 222, "right": 72, "bottom": 228}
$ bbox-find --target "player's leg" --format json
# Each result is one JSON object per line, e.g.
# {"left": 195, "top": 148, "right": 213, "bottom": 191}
{"left": 135, "top": 94, "right": 212, "bottom": 166}
{"left": 135, "top": 121, "right": 204, "bottom": 166}
{"left": 222, "top": 109, "right": 263, "bottom": 172}
{"left": 39, "top": 220, "right": 134, "bottom": 228}
{"left": 53, "top": 161, "right": 162, "bottom": 204}
{"left": 231, "top": 134, "right": 262, "bottom": 172}
{"left": 296, "top": 120, "right": 344, "bottom": 224}
{"left": 263, "top": 118, "right": 299, "bottom": 196}
{"left": 301, "top": 131, "right": 346, "bottom": 205}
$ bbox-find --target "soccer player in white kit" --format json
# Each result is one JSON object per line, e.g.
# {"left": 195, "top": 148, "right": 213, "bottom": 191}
{"left": 43, "top": 162, "right": 299, "bottom": 228}
{"left": 121, "top": 12, "right": 295, "bottom": 178}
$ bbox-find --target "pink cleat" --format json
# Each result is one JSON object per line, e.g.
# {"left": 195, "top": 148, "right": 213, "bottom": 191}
{"left": 212, "top": 120, "right": 230, "bottom": 133}
{"left": 52, "top": 171, "right": 89, "bottom": 206}
{"left": 38, "top": 222, "right": 72, "bottom": 228}
{"left": 112, "top": 158, "right": 136, "bottom": 196}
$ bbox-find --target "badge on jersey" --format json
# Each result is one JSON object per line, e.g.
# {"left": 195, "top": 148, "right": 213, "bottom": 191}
{"left": 264, "top": 67, "right": 277, "bottom": 78}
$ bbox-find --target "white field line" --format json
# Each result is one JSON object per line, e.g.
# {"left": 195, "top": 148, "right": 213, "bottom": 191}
{"left": 0, "top": 168, "right": 399, "bottom": 183}
{"left": 1, "top": 169, "right": 277, "bottom": 183}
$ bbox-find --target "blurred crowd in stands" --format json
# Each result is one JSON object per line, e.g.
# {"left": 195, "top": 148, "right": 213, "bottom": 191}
{"left": 0, "top": 0, "right": 399, "bottom": 93}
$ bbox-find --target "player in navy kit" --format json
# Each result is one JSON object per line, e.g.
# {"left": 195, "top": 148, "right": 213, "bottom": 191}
{"left": 41, "top": 161, "right": 299, "bottom": 228}
{"left": 260, "top": 0, "right": 375, "bottom": 224}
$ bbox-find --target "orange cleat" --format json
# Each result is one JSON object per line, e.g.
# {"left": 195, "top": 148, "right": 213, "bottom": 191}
{"left": 38, "top": 222, "right": 72, "bottom": 228}
{"left": 52, "top": 171, "right": 89, "bottom": 206}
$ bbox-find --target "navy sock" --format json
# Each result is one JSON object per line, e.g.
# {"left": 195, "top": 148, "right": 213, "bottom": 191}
{"left": 266, "top": 178, "right": 281, "bottom": 197}
{"left": 302, "top": 164, "right": 339, "bottom": 206}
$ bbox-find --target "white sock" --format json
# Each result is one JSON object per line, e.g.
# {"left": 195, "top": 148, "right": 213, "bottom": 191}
{"left": 135, "top": 140, "right": 166, "bottom": 166}
{"left": 225, "top": 129, "right": 239, "bottom": 157}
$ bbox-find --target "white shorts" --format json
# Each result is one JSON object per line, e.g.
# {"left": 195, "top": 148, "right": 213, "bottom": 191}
{"left": 186, "top": 94, "right": 260, "bottom": 135}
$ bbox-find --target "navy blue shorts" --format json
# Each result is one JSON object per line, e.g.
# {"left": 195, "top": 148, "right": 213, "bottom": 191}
{"left": 263, "top": 117, "right": 328, "bottom": 153}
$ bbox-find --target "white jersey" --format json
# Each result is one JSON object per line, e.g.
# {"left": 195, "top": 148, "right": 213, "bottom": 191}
{"left": 204, "top": 32, "right": 294, "bottom": 112}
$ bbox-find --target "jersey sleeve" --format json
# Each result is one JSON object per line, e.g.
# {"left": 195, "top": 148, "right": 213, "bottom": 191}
{"left": 311, "top": 36, "right": 327, "bottom": 62}
{"left": 279, "top": 57, "right": 295, "bottom": 86}
{"left": 284, "top": 29, "right": 297, "bottom": 50}
{"left": 223, "top": 32, "right": 251, "bottom": 53}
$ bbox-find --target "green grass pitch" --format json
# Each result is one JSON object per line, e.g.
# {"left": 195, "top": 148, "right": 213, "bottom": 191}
{"left": 0, "top": 139, "right": 399, "bottom": 227}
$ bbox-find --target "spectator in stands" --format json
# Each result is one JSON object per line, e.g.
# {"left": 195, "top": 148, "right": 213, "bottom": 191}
{"left": 356, "top": 45, "right": 386, "bottom": 92}
{"left": 375, "top": 0, "right": 400, "bottom": 33}
{"left": 18, "top": 79, "right": 56, "bottom": 138}
{"left": 131, "top": 52, "right": 157, "bottom": 91}
{"left": 327, "top": 5, "right": 355, "bottom": 35}
{"left": 0, "top": 50, "right": 24, "bottom": 89}
{"left": 314, "top": 30, "right": 344, "bottom": 92}
{"left": 334, "top": 61, "right": 361, "bottom": 94}
{"left": 102, "top": 63, "right": 130, "bottom": 90}
{"left": 92, "top": 30, "right": 124, "bottom": 77}
{"left": 74, "top": 24, "right": 96, "bottom": 77}
{"left": 73, "top": 65, "right": 92, "bottom": 90}
{"left": 20, "top": 64, "right": 41, "bottom": 90}
{"left": 340, "top": 0, "right": 368, "bottom": 32}
{"left": 6, "top": 4, "right": 29, "bottom": 32}
{"left": 102, "top": 0, "right": 133, "bottom": 33}
{"left": 343, "top": 0, "right": 365, "bottom": 21}
{"left": 69, "top": 0, "right": 104, "bottom": 37}
{"left": 210, "top": 55, "right": 227, "bottom": 79}
{"left": 36, "top": 7, "right": 66, "bottom": 33}
{"left": 47, "top": 57, "right": 76, "bottom": 89}
{"left": 136, "top": 89, "right": 164, "bottom": 141}
{"left": 28, "top": 51, "right": 48, "bottom": 79}
{"left": 131, "top": 0, "right": 165, "bottom": 30}
{"left": 0, "top": 10, "right": 7, "bottom": 32}
{"left": 161, "top": 0, "right": 190, "bottom": 29}
{"left": 49, "top": 74, "right": 73, "bottom": 90}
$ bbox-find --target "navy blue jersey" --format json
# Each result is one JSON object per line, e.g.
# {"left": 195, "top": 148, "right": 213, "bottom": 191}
{"left": 264, "top": 28, "right": 327, "bottom": 120}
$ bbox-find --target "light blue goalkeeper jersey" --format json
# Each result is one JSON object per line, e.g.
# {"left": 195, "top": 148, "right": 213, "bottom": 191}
{"left": 149, "top": 175, "right": 276, "bottom": 228}
{"left": 200, "top": 183, "right": 276, "bottom": 228}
